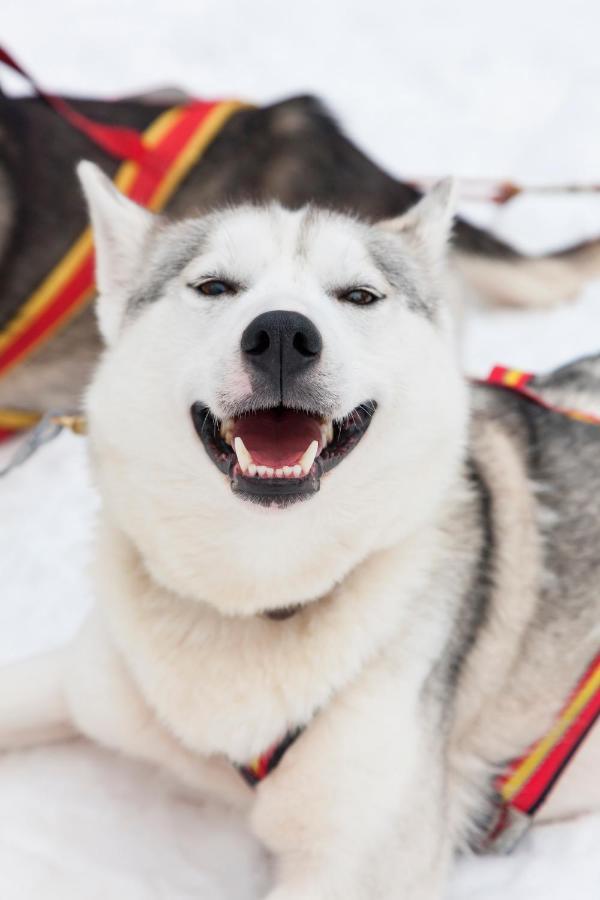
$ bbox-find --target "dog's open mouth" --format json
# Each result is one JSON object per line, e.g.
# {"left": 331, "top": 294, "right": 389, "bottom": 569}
{"left": 191, "top": 402, "right": 376, "bottom": 506}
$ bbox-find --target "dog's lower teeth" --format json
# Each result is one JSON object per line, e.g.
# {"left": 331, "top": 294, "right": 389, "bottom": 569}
{"left": 233, "top": 430, "right": 322, "bottom": 480}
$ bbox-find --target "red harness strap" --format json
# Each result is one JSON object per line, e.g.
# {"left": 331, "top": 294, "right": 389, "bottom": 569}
{"left": 484, "top": 365, "right": 600, "bottom": 425}
{"left": 481, "top": 652, "right": 600, "bottom": 852}
{"left": 0, "top": 46, "right": 148, "bottom": 163}
{"left": 237, "top": 729, "right": 302, "bottom": 787}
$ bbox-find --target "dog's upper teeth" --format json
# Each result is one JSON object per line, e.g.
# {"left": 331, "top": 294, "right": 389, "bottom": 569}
{"left": 234, "top": 436, "right": 253, "bottom": 473}
{"left": 298, "top": 440, "right": 319, "bottom": 475}
{"left": 221, "top": 418, "right": 235, "bottom": 445}
{"left": 320, "top": 420, "right": 334, "bottom": 447}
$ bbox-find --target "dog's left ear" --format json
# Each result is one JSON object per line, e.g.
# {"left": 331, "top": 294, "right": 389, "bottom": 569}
{"left": 77, "top": 161, "right": 156, "bottom": 344}
{"left": 378, "top": 178, "right": 457, "bottom": 261}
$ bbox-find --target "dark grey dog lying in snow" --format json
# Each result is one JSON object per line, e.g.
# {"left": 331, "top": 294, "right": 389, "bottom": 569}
{"left": 1, "top": 91, "right": 600, "bottom": 413}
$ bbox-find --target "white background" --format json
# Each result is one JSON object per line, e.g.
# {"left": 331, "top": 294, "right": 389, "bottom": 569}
{"left": 2, "top": 1, "right": 600, "bottom": 897}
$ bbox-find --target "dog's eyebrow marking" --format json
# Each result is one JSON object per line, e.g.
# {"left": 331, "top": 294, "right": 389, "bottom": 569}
{"left": 295, "top": 205, "right": 320, "bottom": 258}
{"left": 367, "top": 235, "right": 433, "bottom": 319}
{"left": 127, "top": 218, "right": 214, "bottom": 311}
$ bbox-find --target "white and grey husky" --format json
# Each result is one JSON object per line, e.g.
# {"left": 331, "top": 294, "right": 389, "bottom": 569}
{"left": 1, "top": 162, "right": 599, "bottom": 899}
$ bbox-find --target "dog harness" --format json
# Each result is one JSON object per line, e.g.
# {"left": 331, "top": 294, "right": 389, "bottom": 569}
{"left": 0, "top": 47, "right": 248, "bottom": 441}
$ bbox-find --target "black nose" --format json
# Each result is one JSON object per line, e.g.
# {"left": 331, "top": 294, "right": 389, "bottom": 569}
{"left": 241, "top": 310, "right": 322, "bottom": 392}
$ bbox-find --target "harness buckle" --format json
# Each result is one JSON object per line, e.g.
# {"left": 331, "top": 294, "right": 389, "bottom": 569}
{"left": 478, "top": 803, "right": 533, "bottom": 855}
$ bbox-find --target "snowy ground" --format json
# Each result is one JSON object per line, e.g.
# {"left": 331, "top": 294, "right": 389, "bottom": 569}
{"left": 2, "top": 0, "right": 600, "bottom": 897}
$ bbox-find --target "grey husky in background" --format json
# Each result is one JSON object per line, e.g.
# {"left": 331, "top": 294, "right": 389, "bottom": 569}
{"left": 0, "top": 162, "right": 598, "bottom": 899}
{"left": 1, "top": 92, "right": 600, "bottom": 413}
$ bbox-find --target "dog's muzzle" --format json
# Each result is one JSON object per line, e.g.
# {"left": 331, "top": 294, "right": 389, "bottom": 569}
{"left": 191, "top": 310, "right": 376, "bottom": 507}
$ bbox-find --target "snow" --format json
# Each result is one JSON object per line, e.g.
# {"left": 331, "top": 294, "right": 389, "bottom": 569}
{"left": 2, "top": 0, "right": 600, "bottom": 896}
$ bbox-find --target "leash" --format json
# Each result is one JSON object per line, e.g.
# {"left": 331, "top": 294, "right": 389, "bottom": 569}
{"left": 410, "top": 175, "right": 600, "bottom": 205}
{"left": 0, "top": 412, "right": 86, "bottom": 479}
{"left": 0, "top": 46, "right": 249, "bottom": 440}
{"left": 0, "top": 47, "right": 149, "bottom": 164}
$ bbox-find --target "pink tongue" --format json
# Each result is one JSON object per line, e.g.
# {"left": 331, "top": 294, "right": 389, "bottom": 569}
{"left": 233, "top": 409, "right": 323, "bottom": 468}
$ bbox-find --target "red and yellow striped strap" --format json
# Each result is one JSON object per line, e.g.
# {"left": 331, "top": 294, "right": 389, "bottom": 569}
{"left": 0, "top": 96, "right": 247, "bottom": 438}
{"left": 498, "top": 652, "right": 600, "bottom": 814}
{"left": 237, "top": 728, "right": 302, "bottom": 788}
{"left": 485, "top": 365, "right": 600, "bottom": 425}
{"left": 483, "top": 652, "right": 600, "bottom": 852}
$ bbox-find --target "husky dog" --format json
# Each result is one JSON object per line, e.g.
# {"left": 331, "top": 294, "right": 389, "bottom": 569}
{"left": 0, "top": 161, "right": 599, "bottom": 899}
{"left": 2, "top": 92, "right": 600, "bottom": 413}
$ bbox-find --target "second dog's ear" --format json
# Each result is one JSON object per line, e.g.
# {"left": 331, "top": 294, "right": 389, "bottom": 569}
{"left": 77, "top": 161, "right": 155, "bottom": 344}
{"left": 378, "top": 178, "right": 457, "bottom": 262}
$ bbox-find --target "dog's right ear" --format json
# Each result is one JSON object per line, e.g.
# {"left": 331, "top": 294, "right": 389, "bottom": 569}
{"left": 378, "top": 178, "right": 457, "bottom": 265}
{"left": 77, "top": 161, "right": 155, "bottom": 344}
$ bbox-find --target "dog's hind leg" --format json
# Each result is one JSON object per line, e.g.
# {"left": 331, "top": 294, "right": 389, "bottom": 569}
{"left": 0, "top": 649, "right": 77, "bottom": 750}
{"left": 454, "top": 237, "right": 600, "bottom": 309}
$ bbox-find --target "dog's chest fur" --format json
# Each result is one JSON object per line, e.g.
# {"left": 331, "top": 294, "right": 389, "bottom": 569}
{"left": 93, "top": 515, "right": 458, "bottom": 764}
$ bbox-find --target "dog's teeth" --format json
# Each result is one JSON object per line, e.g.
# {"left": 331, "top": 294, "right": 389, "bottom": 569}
{"left": 248, "top": 463, "right": 258, "bottom": 477}
{"left": 234, "top": 437, "right": 253, "bottom": 473}
{"left": 265, "top": 467, "right": 274, "bottom": 478}
{"left": 257, "top": 465, "right": 268, "bottom": 477}
{"left": 298, "top": 440, "right": 318, "bottom": 475}
{"left": 221, "top": 418, "right": 235, "bottom": 442}
{"left": 283, "top": 466, "right": 293, "bottom": 477}
{"left": 320, "top": 421, "right": 334, "bottom": 447}
{"left": 292, "top": 464, "right": 302, "bottom": 477}
{"left": 275, "top": 468, "right": 284, "bottom": 478}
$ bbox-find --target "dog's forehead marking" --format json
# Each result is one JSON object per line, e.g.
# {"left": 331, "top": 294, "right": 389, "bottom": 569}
{"left": 127, "top": 204, "right": 431, "bottom": 317}
{"left": 367, "top": 234, "right": 432, "bottom": 318}
{"left": 128, "top": 217, "right": 214, "bottom": 310}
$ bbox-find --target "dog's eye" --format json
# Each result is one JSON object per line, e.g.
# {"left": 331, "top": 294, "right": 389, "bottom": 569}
{"left": 340, "top": 288, "right": 381, "bottom": 305}
{"left": 192, "top": 279, "right": 236, "bottom": 297}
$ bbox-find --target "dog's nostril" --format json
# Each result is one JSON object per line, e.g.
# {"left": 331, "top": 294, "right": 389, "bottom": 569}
{"left": 292, "top": 330, "right": 319, "bottom": 358}
{"left": 245, "top": 329, "right": 270, "bottom": 356}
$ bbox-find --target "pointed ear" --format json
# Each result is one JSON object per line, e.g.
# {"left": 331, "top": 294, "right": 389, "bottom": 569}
{"left": 77, "top": 161, "right": 155, "bottom": 343}
{"left": 379, "top": 178, "right": 457, "bottom": 261}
